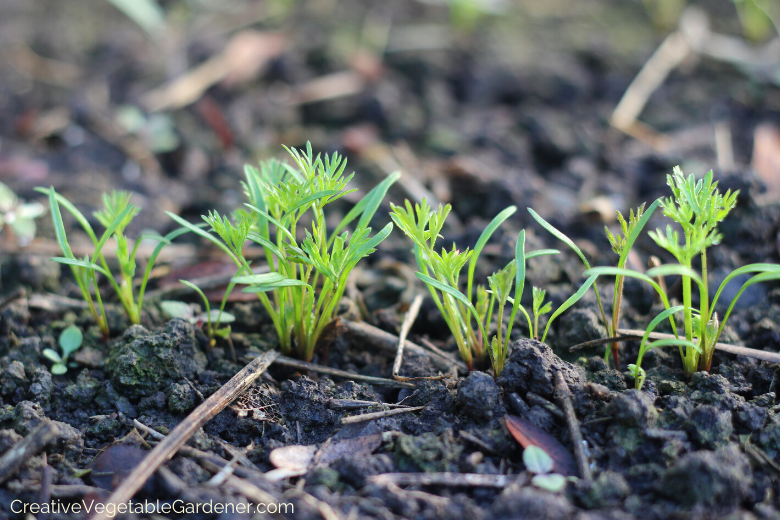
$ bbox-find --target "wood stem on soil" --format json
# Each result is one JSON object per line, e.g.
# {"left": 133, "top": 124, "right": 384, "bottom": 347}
{"left": 0, "top": 419, "right": 59, "bottom": 486}
{"left": 93, "top": 349, "right": 279, "bottom": 520}
{"left": 554, "top": 371, "right": 592, "bottom": 482}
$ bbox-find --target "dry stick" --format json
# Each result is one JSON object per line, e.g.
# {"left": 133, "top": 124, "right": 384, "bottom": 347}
{"left": 38, "top": 453, "right": 52, "bottom": 520}
{"left": 369, "top": 472, "right": 513, "bottom": 488}
{"left": 93, "top": 350, "right": 279, "bottom": 520}
{"left": 328, "top": 399, "right": 411, "bottom": 410}
{"left": 554, "top": 372, "right": 592, "bottom": 482}
{"left": 343, "top": 319, "right": 466, "bottom": 373}
{"left": 271, "top": 354, "right": 415, "bottom": 388}
{"left": 0, "top": 420, "right": 59, "bottom": 485}
{"left": 392, "top": 294, "right": 424, "bottom": 381}
{"left": 340, "top": 406, "right": 425, "bottom": 425}
{"left": 610, "top": 30, "right": 692, "bottom": 148}
{"left": 570, "top": 329, "right": 780, "bottom": 365}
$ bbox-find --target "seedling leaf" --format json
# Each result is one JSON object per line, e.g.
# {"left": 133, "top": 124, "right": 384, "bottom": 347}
{"left": 523, "top": 445, "right": 554, "bottom": 474}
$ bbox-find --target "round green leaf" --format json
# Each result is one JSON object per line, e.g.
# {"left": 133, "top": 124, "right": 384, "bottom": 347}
{"left": 58, "top": 326, "right": 83, "bottom": 358}
{"left": 50, "top": 363, "right": 68, "bottom": 375}
{"left": 42, "top": 348, "right": 63, "bottom": 364}
{"left": 161, "top": 300, "right": 194, "bottom": 319}
{"left": 523, "top": 445, "right": 554, "bottom": 474}
{"left": 531, "top": 473, "right": 567, "bottom": 493}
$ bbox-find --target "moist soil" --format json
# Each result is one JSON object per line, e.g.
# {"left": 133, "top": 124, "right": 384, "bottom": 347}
{"left": 3, "top": 0, "right": 780, "bottom": 519}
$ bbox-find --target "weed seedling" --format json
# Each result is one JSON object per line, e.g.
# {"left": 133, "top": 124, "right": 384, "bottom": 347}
{"left": 169, "top": 144, "right": 397, "bottom": 361}
{"left": 42, "top": 325, "right": 83, "bottom": 375}
{"left": 531, "top": 202, "right": 659, "bottom": 367}
{"left": 38, "top": 188, "right": 176, "bottom": 337}
{"left": 523, "top": 445, "right": 570, "bottom": 493}
{"left": 531, "top": 287, "right": 551, "bottom": 340}
{"left": 391, "top": 200, "right": 576, "bottom": 375}
{"left": 160, "top": 281, "right": 236, "bottom": 346}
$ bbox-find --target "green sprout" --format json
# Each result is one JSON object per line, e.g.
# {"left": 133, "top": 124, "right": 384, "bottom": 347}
{"left": 37, "top": 187, "right": 179, "bottom": 338}
{"left": 160, "top": 280, "right": 236, "bottom": 347}
{"left": 586, "top": 167, "right": 780, "bottom": 378}
{"left": 169, "top": 144, "right": 397, "bottom": 361}
{"left": 531, "top": 287, "right": 551, "bottom": 340}
{"left": 522, "top": 445, "right": 571, "bottom": 493}
{"left": 42, "top": 325, "right": 84, "bottom": 375}
{"left": 391, "top": 200, "right": 572, "bottom": 376}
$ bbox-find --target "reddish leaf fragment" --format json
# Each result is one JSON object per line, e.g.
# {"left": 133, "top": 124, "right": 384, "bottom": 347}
{"left": 505, "top": 415, "right": 577, "bottom": 477}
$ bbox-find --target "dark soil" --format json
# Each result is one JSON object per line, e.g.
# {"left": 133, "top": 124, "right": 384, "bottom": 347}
{"left": 3, "top": 0, "right": 780, "bottom": 519}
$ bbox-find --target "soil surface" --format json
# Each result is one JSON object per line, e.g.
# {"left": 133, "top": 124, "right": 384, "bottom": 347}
{"left": 2, "top": 0, "right": 780, "bottom": 519}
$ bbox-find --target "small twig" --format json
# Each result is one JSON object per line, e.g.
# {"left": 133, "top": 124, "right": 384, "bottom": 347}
{"left": 369, "top": 472, "right": 513, "bottom": 488}
{"left": 554, "top": 372, "right": 592, "bottom": 482}
{"left": 268, "top": 354, "right": 415, "bottom": 388}
{"left": 328, "top": 399, "right": 411, "bottom": 410}
{"left": 284, "top": 488, "right": 342, "bottom": 520}
{"left": 0, "top": 420, "right": 59, "bottom": 485}
{"left": 458, "top": 430, "right": 497, "bottom": 455}
{"left": 206, "top": 443, "right": 251, "bottom": 487}
{"left": 344, "top": 319, "right": 466, "bottom": 373}
{"left": 393, "top": 294, "right": 423, "bottom": 381}
{"left": 569, "top": 329, "right": 780, "bottom": 365}
{"left": 93, "top": 350, "right": 279, "bottom": 520}
{"left": 38, "top": 453, "right": 52, "bottom": 520}
{"left": 340, "top": 406, "right": 425, "bottom": 425}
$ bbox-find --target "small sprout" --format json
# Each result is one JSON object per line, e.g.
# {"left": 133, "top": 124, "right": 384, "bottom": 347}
{"left": 37, "top": 187, "right": 177, "bottom": 338}
{"left": 169, "top": 143, "right": 397, "bottom": 361}
{"left": 43, "top": 325, "right": 84, "bottom": 375}
{"left": 531, "top": 287, "right": 551, "bottom": 340}
{"left": 522, "top": 445, "right": 569, "bottom": 493}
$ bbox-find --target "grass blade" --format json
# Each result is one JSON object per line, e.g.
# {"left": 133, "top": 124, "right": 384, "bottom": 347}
{"left": 51, "top": 257, "right": 109, "bottom": 277}
{"left": 526, "top": 249, "right": 560, "bottom": 259}
{"left": 232, "top": 273, "right": 287, "bottom": 284}
{"left": 542, "top": 274, "right": 598, "bottom": 343}
{"left": 528, "top": 208, "right": 591, "bottom": 268}
{"left": 646, "top": 264, "right": 703, "bottom": 288}
{"left": 338, "top": 171, "right": 400, "bottom": 237}
{"left": 244, "top": 205, "right": 296, "bottom": 244}
{"left": 467, "top": 206, "right": 517, "bottom": 301}
{"left": 37, "top": 187, "right": 99, "bottom": 245}
{"left": 165, "top": 212, "right": 236, "bottom": 260}
{"left": 710, "top": 263, "right": 780, "bottom": 315}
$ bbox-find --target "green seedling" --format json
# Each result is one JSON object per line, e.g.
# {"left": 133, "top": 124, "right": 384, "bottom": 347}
{"left": 627, "top": 305, "right": 698, "bottom": 389}
{"left": 391, "top": 200, "right": 566, "bottom": 376}
{"left": 587, "top": 167, "right": 780, "bottom": 377}
{"left": 160, "top": 287, "right": 236, "bottom": 347}
{"left": 523, "top": 445, "right": 570, "bottom": 493}
{"left": 42, "top": 325, "right": 83, "bottom": 375}
{"left": 531, "top": 287, "right": 551, "bottom": 340}
{"left": 0, "top": 182, "right": 45, "bottom": 246}
{"left": 169, "top": 144, "right": 397, "bottom": 361}
{"left": 531, "top": 202, "right": 658, "bottom": 368}
{"left": 37, "top": 187, "right": 178, "bottom": 338}
{"left": 602, "top": 201, "right": 660, "bottom": 366}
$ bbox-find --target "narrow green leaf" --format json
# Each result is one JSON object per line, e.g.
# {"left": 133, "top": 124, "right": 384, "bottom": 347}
{"left": 281, "top": 189, "right": 341, "bottom": 221}
{"left": 645, "top": 338, "right": 699, "bottom": 353}
{"left": 37, "top": 187, "right": 99, "bottom": 245}
{"left": 165, "top": 212, "right": 235, "bottom": 260}
{"left": 91, "top": 203, "right": 136, "bottom": 264}
{"left": 646, "top": 264, "right": 703, "bottom": 287}
{"left": 232, "top": 273, "right": 287, "bottom": 285}
{"left": 337, "top": 171, "right": 400, "bottom": 237}
{"left": 243, "top": 204, "right": 296, "bottom": 243}
{"left": 542, "top": 275, "right": 598, "bottom": 343}
{"left": 710, "top": 263, "right": 780, "bottom": 315}
{"left": 467, "top": 206, "right": 517, "bottom": 300}
{"left": 526, "top": 249, "right": 560, "bottom": 259}
{"left": 241, "top": 279, "right": 310, "bottom": 293}
{"left": 51, "top": 257, "right": 109, "bottom": 276}
{"left": 528, "top": 208, "right": 591, "bottom": 268}
{"left": 620, "top": 198, "right": 660, "bottom": 264}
